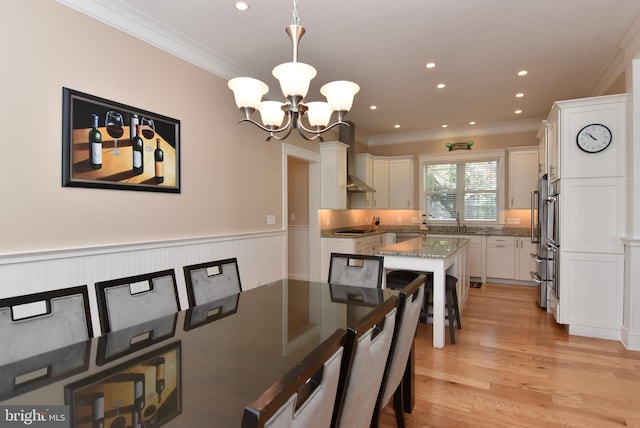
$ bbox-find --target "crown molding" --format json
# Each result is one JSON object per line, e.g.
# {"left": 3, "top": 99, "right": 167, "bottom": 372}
{"left": 56, "top": 0, "right": 247, "bottom": 79}
{"left": 367, "top": 118, "right": 544, "bottom": 147}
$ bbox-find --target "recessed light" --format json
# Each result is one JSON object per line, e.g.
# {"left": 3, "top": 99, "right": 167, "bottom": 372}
{"left": 469, "top": 121, "right": 476, "bottom": 125}
{"left": 515, "top": 109, "right": 523, "bottom": 114}
{"left": 235, "top": 2, "right": 249, "bottom": 11}
{"left": 426, "top": 62, "right": 436, "bottom": 69}
{"left": 394, "top": 124, "right": 401, "bottom": 129}
{"left": 516, "top": 92, "right": 524, "bottom": 98}
{"left": 518, "top": 70, "right": 528, "bottom": 76}
{"left": 441, "top": 124, "right": 448, "bottom": 128}
{"left": 370, "top": 105, "right": 377, "bottom": 110}
{"left": 437, "top": 83, "right": 446, "bottom": 89}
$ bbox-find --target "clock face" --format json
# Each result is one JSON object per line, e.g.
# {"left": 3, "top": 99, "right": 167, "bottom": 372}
{"left": 576, "top": 124, "right": 612, "bottom": 153}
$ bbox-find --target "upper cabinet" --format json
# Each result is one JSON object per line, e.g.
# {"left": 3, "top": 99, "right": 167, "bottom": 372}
{"left": 320, "top": 141, "right": 348, "bottom": 210}
{"left": 507, "top": 146, "right": 539, "bottom": 209}
{"left": 372, "top": 156, "right": 414, "bottom": 209}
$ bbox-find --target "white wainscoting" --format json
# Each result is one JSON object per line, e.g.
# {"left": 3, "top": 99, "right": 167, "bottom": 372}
{"left": 287, "top": 225, "right": 309, "bottom": 281}
{"left": 0, "top": 231, "right": 286, "bottom": 335}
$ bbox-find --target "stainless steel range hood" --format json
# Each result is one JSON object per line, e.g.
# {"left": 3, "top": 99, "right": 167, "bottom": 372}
{"left": 339, "top": 122, "right": 376, "bottom": 193}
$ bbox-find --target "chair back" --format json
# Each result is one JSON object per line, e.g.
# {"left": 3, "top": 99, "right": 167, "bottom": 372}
{"left": 0, "top": 286, "right": 93, "bottom": 365}
{"left": 333, "top": 296, "right": 399, "bottom": 428}
{"left": 95, "top": 269, "right": 179, "bottom": 333}
{"left": 328, "top": 253, "right": 384, "bottom": 288}
{"left": 183, "top": 258, "right": 242, "bottom": 307}
{"left": 242, "top": 329, "right": 346, "bottom": 428}
{"left": 376, "top": 274, "right": 425, "bottom": 416}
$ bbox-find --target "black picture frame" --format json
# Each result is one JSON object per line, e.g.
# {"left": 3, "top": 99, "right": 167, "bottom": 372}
{"left": 62, "top": 87, "right": 181, "bottom": 193}
{"left": 65, "top": 341, "right": 182, "bottom": 428}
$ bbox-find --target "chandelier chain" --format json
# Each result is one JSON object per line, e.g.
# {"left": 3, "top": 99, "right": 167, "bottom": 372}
{"left": 291, "top": 0, "right": 300, "bottom": 25}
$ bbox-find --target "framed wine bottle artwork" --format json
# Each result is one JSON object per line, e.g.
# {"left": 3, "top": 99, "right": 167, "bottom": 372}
{"left": 62, "top": 87, "right": 181, "bottom": 193}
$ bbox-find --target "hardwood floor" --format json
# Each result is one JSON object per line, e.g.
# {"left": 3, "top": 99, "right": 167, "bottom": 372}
{"left": 379, "top": 283, "right": 640, "bottom": 427}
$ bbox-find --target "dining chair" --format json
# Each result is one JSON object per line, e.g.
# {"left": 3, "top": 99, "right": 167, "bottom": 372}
{"left": 331, "top": 295, "right": 399, "bottom": 428}
{"left": 242, "top": 329, "right": 346, "bottom": 428}
{"left": 183, "top": 257, "right": 242, "bottom": 307}
{"left": 328, "top": 253, "right": 385, "bottom": 288}
{"left": 372, "top": 274, "right": 426, "bottom": 428}
{"left": 0, "top": 285, "right": 93, "bottom": 365}
{"left": 183, "top": 292, "right": 240, "bottom": 330}
{"left": 95, "top": 269, "right": 179, "bottom": 334}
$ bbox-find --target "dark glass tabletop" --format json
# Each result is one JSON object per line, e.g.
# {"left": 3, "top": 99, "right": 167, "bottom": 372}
{"left": 0, "top": 279, "right": 399, "bottom": 427}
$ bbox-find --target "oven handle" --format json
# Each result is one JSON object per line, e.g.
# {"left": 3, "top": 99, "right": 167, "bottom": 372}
{"left": 531, "top": 271, "right": 542, "bottom": 284}
{"left": 544, "top": 242, "right": 558, "bottom": 252}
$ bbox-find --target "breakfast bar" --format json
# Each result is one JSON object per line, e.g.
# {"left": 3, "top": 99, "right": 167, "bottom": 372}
{"left": 376, "top": 236, "right": 470, "bottom": 348}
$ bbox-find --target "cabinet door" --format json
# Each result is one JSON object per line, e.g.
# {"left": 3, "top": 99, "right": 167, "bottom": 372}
{"left": 486, "top": 237, "right": 515, "bottom": 279}
{"left": 516, "top": 238, "right": 537, "bottom": 281}
{"left": 372, "top": 159, "right": 390, "bottom": 208}
{"left": 389, "top": 158, "right": 413, "bottom": 209}
{"left": 508, "top": 147, "right": 539, "bottom": 209}
{"left": 468, "top": 240, "right": 483, "bottom": 279}
{"left": 319, "top": 142, "right": 347, "bottom": 209}
{"left": 352, "top": 154, "right": 374, "bottom": 209}
{"left": 547, "top": 118, "right": 560, "bottom": 182}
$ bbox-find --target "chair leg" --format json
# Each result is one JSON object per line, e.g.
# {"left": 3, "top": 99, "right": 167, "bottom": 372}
{"left": 452, "top": 285, "right": 461, "bottom": 329}
{"left": 446, "top": 286, "right": 456, "bottom": 344}
{"left": 393, "top": 384, "right": 405, "bottom": 428}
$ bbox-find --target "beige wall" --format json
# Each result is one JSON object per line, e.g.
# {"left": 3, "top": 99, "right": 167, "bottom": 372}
{"left": 0, "top": 1, "right": 321, "bottom": 254}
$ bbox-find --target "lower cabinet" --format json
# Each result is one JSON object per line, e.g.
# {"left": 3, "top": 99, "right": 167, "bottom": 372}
{"left": 321, "top": 234, "right": 385, "bottom": 281}
{"left": 515, "top": 238, "right": 537, "bottom": 281}
{"left": 486, "top": 236, "right": 515, "bottom": 279}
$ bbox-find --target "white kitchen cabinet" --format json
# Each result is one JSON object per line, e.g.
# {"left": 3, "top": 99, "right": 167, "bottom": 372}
{"left": 372, "top": 156, "right": 414, "bottom": 209}
{"left": 547, "top": 117, "right": 559, "bottom": 182}
{"left": 351, "top": 153, "right": 374, "bottom": 209}
{"left": 508, "top": 147, "right": 539, "bottom": 209}
{"left": 544, "top": 94, "right": 626, "bottom": 340}
{"left": 319, "top": 141, "right": 348, "bottom": 210}
{"left": 321, "top": 234, "right": 385, "bottom": 281}
{"left": 486, "top": 236, "right": 515, "bottom": 279}
{"left": 536, "top": 121, "right": 548, "bottom": 178}
{"left": 372, "top": 158, "right": 390, "bottom": 208}
{"left": 515, "top": 237, "right": 536, "bottom": 282}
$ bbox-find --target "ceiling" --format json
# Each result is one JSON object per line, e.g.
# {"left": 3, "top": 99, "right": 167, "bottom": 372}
{"left": 61, "top": 0, "right": 640, "bottom": 145}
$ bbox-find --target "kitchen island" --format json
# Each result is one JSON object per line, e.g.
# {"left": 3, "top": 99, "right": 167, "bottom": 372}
{"left": 376, "top": 236, "right": 470, "bottom": 348}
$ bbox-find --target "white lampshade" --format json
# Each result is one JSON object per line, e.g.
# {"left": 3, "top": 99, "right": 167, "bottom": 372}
{"left": 320, "top": 80, "right": 360, "bottom": 112}
{"left": 228, "top": 77, "right": 268, "bottom": 109}
{"left": 272, "top": 62, "right": 317, "bottom": 98}
{"left": 305, "top": 102, "right": 332, "bottom": 127}
{"left": 259, "top": 101, "right": 285, "bottom": 127}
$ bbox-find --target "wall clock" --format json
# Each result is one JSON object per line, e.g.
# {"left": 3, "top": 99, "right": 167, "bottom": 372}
{"left": 576, "top": 123, "right": 612, "bottom": 153}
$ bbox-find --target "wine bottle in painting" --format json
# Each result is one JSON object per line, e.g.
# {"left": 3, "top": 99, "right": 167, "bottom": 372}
{"left": 155, "top": 138, "right": 164, "bottom": 184}
{"left": 130, "top": 113, "right": 139, "bottom": 140}
{"left": 92, "top": 393, "right": 105, "bottom": 428}
{"left": 89, "top": 114, "right": 102, "bottom": 169}
{"left": 155, "top": 357, "right": 166, "bottom": 403}
{"left": 131, "top": 125, "right": 144, "bottom": 175}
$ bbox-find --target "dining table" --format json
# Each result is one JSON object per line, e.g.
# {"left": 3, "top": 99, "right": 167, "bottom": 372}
{"left": 376, "top": 236, "right": 470, "bottom": 349}
{"left": 0, "top": 279, "right": 406, "bottom": 428}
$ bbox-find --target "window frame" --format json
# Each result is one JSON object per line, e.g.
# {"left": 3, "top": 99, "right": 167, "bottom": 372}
{"left": 419, "top": 149, "right": 506, "bottom": 225}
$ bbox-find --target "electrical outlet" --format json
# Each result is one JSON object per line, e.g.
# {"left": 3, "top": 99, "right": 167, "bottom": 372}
{"left": 267, "top": 215, "right": 276, "bottom": 225}
{"left": 289, "top": 213, "right": 295, "bottom": 222}
{"left": 507, "top": 218, "right": 520, "bottom": 224}
{"left": 397, "top": 216, "right": 402, "bottom": 223}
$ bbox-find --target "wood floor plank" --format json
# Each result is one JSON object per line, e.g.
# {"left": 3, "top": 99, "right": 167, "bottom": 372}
{"left": 378, "top": 283, "right": 640, "bottom": 427}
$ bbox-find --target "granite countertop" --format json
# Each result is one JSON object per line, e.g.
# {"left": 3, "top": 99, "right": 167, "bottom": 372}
{"left": 322, "top": 225, "right": 531, "bottom": 238}
{"left": 375, "top": 236, "right": 470, "bottom": 259}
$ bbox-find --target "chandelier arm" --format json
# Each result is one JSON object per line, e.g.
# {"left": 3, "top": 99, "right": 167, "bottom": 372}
{"left": 238, "top": 113, "right": 293, "bottom": 134}
{"left": 296, "top": 118, "right": 350, "bottom": 135}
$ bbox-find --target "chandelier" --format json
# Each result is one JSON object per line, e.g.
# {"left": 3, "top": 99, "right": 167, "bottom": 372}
{"left": 227, "top": 0, "right": 359, "bottom": 141}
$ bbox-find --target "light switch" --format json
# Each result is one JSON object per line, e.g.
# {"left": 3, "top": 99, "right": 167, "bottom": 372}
{"left": 267, "top": 215, "right": 276, "bottom": 225}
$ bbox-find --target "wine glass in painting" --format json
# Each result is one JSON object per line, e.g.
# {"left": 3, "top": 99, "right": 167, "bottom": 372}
{"left": 141, "top": 117, "right": 155, "bottom": 152}
{"left": 105, "top": 111, "right": 124, "bottom": 155}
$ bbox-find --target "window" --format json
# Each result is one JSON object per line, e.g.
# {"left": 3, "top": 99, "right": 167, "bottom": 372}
{"left": 420, "top": 150, "right": 504, "bottom": 224}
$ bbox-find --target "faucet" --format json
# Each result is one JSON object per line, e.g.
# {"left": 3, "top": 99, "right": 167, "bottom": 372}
{"left": 456, "top": 212, "right": 466, "bottom": 233}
